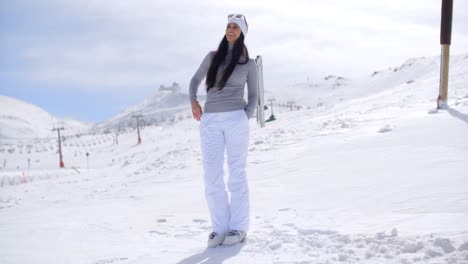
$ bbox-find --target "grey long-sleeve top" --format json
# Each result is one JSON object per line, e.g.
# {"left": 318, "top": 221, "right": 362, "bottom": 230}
{"left": 189, "top": 44, "right": 258, "bottom": 118}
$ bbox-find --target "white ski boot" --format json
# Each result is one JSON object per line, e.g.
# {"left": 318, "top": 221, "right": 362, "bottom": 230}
{"left": 223, "top": 230, "right": 246, "bottom": 245}
{"left": 207, "top": 232, "right": 225, "bottom": 248}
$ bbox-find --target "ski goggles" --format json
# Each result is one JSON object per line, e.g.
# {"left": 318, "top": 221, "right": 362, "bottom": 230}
{"left": 228, "top": 14, "right": 248, "bottom": 28}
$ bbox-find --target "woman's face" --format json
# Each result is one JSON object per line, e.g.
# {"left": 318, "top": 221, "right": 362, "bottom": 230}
{"left": 226, "top": 22, "right": 241, "bottom": 44}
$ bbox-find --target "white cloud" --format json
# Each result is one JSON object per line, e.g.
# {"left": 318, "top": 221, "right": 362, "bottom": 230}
{"left": 3, "top": 0, "right": 468, "bottom": 91}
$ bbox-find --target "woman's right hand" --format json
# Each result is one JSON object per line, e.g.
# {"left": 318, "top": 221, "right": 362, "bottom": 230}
{"left": 191, "top": 101, "right": 203, "bottom": 121}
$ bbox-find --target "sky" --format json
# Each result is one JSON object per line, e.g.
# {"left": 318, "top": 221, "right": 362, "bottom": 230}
{"left": 1, "top": 0, "right": 467, "bottom": 122}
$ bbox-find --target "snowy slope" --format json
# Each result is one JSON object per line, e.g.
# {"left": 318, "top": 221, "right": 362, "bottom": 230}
{"left": 96, "top": 83, "right": 195, "bottom": 130}
{"left": 275, "top": 55, "right": 466, "bottom": 111}
{"left": 0, "top": 95, "right": 90, "bottom": 139}
{"left": 1, "top": 54, "right": 468, "bottom": 264}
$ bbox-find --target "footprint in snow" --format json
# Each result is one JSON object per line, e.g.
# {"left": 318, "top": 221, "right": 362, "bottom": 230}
{"left": 243, "top": 221, "right": 468, "bottom": 263}
{"left": 93, "top": 257, "right": 129, "bottom": 264}
{"left": 378, "top": 124, "right": 393, "bottom": 133}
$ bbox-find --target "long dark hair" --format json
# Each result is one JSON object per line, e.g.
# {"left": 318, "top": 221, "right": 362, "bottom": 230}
{"left": 206, "top": 33, "right": 249, "bottom": 91}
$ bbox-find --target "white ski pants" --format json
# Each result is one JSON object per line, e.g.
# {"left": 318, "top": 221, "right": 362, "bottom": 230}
{"left": 200, "top": 109, "right": 250, "bottom": 234}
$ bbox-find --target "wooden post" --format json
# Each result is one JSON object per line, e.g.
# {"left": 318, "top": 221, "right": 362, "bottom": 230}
{"left": 437, "top": 0, "right": 453, "bottom": 109}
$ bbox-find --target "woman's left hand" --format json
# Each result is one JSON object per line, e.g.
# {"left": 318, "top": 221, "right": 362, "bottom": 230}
{"left": 191, "top": 101, "right": 203, "bottom": 121}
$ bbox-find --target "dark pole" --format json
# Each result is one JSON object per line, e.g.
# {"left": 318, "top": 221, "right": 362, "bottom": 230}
{"left": 58, "top": 129, "right": 64, "bottom": 168}
{"left": 437, "top": 0, "right": 453, "bottom": 109}
{"left": 137, "top": 117, "right": 141, "bottom": 144}
{"left": 287, "top": 101, "right": 295, "bottom": 111}
{"left": 86, "top": 152, "right": 89, "bottom": 170}
{"left": 440, "top": 0, "right": 453, "bottom": 45}
{"left": 53, "top": 127, "right": 65, "bottom": 168}
{"left": 132, "top": 114, "right": 143, "bottom": 144}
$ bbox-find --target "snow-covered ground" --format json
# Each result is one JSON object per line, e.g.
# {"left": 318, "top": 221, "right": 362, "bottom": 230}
{"left": 1, "top": 55, "right": 468, "bottom": 264}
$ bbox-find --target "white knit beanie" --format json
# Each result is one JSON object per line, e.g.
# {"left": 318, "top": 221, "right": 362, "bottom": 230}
{"left": 228, "top": 16, "right": 248, "bottom": 37}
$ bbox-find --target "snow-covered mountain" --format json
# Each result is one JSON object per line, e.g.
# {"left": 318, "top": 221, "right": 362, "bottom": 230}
{"left": 96, "top": 82, "right": 195, "bottom": 131}
{"left": 1, "top": 54, "right": 467, "bottom": 263}
{"left": 0, "top": 83, "right": 192, "bottom": 139}
{"left": 0, "top": 95, "right": 90, "bottom": 139}
{"left": 276, "top": 55, "right": 467, "bottom": 110}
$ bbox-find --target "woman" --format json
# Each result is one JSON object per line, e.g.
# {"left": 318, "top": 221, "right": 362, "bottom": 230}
{"left": 189, "top": 14, "right": 258, "bottom": 248}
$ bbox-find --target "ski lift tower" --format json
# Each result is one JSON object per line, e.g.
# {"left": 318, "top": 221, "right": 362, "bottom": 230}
{"left": 52, "top": 126, "right": 65, "bottom": 168}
